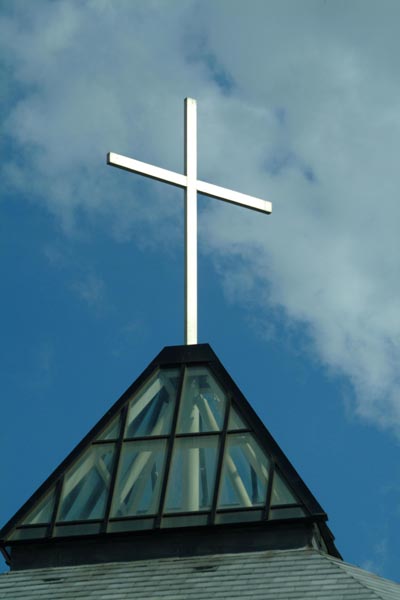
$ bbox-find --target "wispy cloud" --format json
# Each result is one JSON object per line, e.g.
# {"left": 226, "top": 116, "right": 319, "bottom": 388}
{"left": 71, "top": 273, "right": 105, "bottom": 310}
{"left": 2, "top": 1, "right": 400, "bottom": 432}
{"left": 361, "top": 538, "right": 388, "bottom": 578}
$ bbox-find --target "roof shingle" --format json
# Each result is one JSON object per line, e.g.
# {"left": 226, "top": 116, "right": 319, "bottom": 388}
{"left": 0, "top": 548, "right": 399, "bottom": 600}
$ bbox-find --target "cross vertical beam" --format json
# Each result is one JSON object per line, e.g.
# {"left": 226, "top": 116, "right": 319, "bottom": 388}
{"left": 184, "top": 98, "right": 198, "bottom": 345}
{"left": 107, "top": 97, "right": 272, "bottom": 347}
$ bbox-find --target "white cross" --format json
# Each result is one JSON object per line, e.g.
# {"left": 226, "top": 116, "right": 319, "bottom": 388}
{"left": 107, "top": 97, "right": 272, "bottom": 345}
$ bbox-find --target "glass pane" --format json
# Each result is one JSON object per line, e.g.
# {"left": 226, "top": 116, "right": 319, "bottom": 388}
{"left": 269, "top": 507, "right": 306, "bottom": 520}
{"left": 22, "top": 488, "right": 55, "bottom": 525}
{"left": 270, "top": 471, "right": 298, "bottom": 506}
{"left": 110, "top": 440, "right": 167, "bottom": 518}
{"left": 54, "top": 522, "right": 101, "bottom": 536}
{"left": 215, "top": 509, "right": 263, "bottom": 525}
{"left": 125, "top": 369, "right": 179, "bottom": 437}
{"left": 108, "top": 518, "right": 154, "bottom": 533}
{"left": 177, "top": 367, "right": 227, "bottom": 433}
{"left": 228, "top": 406, "right": 247, "bottom": 430}
{"left": 96, "top": 414, "right": 121, "bottom": 441}
{"left": 165, "top": 435, "right": 219, "bottom": 512}
{"left": 218, "top": 433, "right": 270, "bottom": 509}
{"left": 57, "top": 444, "right": 115, "bottom": 521}
{"left": 9, "top": 526, "right": 48, "bottom": 540}
{"left": 161, "top": 514, "right": 208, "bottom": 529}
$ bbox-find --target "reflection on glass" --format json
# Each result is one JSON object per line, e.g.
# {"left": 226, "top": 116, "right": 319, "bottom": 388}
{"left": 125, "top": 369, "right": 179, "bottom": 437}
{"left": 57, "top": 444, "right": 115, "bottom": 521}
{"left": 54, "top": 522, "right": 101, "bottom": 536}
{"left": 9, "top": 527, "right": 48, "bottom": 540}
{"left": 111, "top": 440, "right": 167, "bottom": 517}
{"left": 108, "top": 518, "right": 154, "bottom": 533}
{"left": 165, "top": 436, "right": 219, "bottom": 512}
{"left": 162, "top": 514, "right": 208, "bottom": 529}
{"left": 96, "top": 414, "right": 121, "bottom": 441}
{"left": 218, "top": 433, "right": 270, "bottom": 509}
{"left": 177, "top": 367, "right": 226, "bottom": 433}
{"left": 270, "top": 471, "right": 298, "bottom": 506}
{"left": 227, "top": 406, "right": 247, "bottom": 430}
{"left": 22, "top": 488, "right": 55, "bottom": 525}
{"left": 215, "top": 509, "right": 263, "bottom": 525}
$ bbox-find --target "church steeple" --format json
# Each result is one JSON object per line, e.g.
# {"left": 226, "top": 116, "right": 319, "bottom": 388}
{"left": 0, "top": 344, "right": 339, "bottom": 570}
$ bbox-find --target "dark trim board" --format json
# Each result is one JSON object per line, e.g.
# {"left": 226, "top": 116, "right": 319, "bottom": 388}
{"left": 9, "top": 519, "right": 330, "bottom": 570}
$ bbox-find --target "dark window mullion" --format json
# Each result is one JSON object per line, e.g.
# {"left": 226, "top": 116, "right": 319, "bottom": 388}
{"left": 216, "top": 506, "right": 263, "bottom": 515}
{"left": 92, "top": 439, "right": 118, "bottom": 445}
{"left": 263, "top": 460, "right": 275, "bottom": 520}
{"left": 101, "top": 405, "right": 128, "bottom": 533}
{"left": 123, "top": 434, "right": 169, "bottom": 443}
{"left": 175, "top": 431, "right": 220, "bottom": 439}
{"left": 227, "top": 427, "right": 251, "bottom": 434}
{"left": 210, "top": 393, "right": 232, "bottom": 524}
{"left": 155, "top": 365, "right": 185, "bottom": 528}
{"left": 270, "top": 502, "right": 303, "bottom": 510}
{"left": 48, "top": 477, "right": 63, "bottom": 538}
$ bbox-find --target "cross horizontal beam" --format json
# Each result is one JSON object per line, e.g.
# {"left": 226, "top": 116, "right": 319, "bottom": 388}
{"left": 107, "top": 152, "right": 272, "bottom": 214}
{"left": 107, "top": 98, "right": 272, "bottom": 345}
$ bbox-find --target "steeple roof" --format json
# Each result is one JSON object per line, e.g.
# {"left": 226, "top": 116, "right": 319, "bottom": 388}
{"left": 1, "top": 344, "right": 338, "bottom": 569}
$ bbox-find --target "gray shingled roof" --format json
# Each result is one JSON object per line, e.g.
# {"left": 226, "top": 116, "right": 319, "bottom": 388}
{"left": 0, "top": 548, "right": 399, "bottom": 600}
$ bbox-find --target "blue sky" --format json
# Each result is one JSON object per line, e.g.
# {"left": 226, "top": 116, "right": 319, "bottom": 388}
{"left": 1, "top": 0, "right": 400, "bottom": 581}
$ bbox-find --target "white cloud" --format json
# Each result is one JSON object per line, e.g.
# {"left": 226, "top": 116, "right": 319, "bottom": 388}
{"left": 361, "top": 537, "right": 388, "bottom": 577}
{"left": 71, "top": 273, "right": 105, "bottom": 309}
{"left": 2, "top": 0, "right": 400, "bottom": 432}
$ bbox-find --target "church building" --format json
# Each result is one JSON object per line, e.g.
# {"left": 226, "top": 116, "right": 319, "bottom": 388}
{"left": 1, "top": 99, "right": 399, "bottom": 599}
{"left": 1, "top": 343, "right": 399, "bottom": 598}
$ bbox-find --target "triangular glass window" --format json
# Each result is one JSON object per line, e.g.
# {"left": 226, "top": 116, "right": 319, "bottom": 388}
{"left": 124, "top": 369, "right": 179, "bottom": 437}
{"left": 176, "top": 367, "right": 227, "bottom": 433}
{"left": 1, "top": 346, "right": 323, "bottom": 547}
{"left": 96, "top": 414, "right": 121, "bottom": 441}
{"left": 270, "top": 470, "right": 299, "bottom": 506}
{"left": 22, "top": 488, "right": 55, "bottom": 525}
{"left": 228, "top": 406, "right": 247, "bottom": 430}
